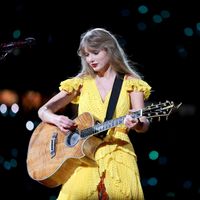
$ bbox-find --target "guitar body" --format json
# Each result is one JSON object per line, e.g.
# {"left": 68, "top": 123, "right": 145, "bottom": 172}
{"left": 26, "top": 112, "right": 103, "bottom": 188}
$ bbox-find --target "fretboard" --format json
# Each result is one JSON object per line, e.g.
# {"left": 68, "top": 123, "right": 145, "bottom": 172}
{"left": 80, "top": 110, "right": 142, "bottom": 138}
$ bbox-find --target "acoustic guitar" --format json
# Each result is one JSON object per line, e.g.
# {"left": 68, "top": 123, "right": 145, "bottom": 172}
{"left": 26, "top": 100, "right": 179, "bottom": 188}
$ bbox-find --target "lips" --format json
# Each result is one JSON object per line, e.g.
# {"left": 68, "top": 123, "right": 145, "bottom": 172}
{"left": 91, "top": 63, "right": 97, "bottom": 68}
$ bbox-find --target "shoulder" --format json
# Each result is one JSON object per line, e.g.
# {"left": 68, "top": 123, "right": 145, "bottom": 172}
{"left": 124, "top": 74, "right": 149, "bottom": 84}
{"left": 76, "top": 74, "right": 93, "bottom": 81}
{"left": 59, "top": 74, "right": 94, "bottom": 91}
{"left": 124, "top": 74, "right": 151, "bottom": 100}
{"left": 125, "top": 74, "right": 138, "bottom": 80}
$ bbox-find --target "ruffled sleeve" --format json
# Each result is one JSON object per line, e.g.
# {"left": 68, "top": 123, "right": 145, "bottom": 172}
{"left": 59, "top": 77, "right": 83, "bottom": 104}
{"left": 125, "top": 78, "right": 151, "bottom": 100}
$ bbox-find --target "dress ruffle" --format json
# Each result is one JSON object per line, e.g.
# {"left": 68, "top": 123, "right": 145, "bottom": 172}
{"left": 125, "top": 79, "right": 151, "bottom": 100}
{"left": 59, "top": 77, "right": 83, "bottom": 92}
{"left": 59, "top": 77, "right": 83, "bottom": 104}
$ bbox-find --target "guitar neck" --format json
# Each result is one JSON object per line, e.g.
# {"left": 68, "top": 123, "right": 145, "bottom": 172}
{"left": 79, "top": 101, "right": 177, "bottom": 138}
{"left": 80, "top": 110, "right": 142, "bottom": 138}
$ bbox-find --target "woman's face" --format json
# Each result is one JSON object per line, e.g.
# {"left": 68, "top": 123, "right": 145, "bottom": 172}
{"left": 84, "top": 48, "right": 110, "bottom": 73}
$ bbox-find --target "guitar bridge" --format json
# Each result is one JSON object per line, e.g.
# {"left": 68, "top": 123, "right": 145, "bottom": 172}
{"left": 50, "top": 132, "right": 58, "bottom": 158}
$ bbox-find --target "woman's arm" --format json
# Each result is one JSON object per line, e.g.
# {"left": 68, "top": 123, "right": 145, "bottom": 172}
{"left": 38, "top": 90, "right": 78, "bottom": 132}
{"left": 124, "top": 91, "right": 150, "bottom": 133}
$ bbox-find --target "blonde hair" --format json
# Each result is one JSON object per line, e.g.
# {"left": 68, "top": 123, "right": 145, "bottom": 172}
{"left": 77, "top": 28, "right": 142, "bottom": 79}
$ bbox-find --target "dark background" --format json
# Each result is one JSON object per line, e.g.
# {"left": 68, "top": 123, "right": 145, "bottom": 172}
{"left": 0, "top": 0, "right": 199, "bottom": 199}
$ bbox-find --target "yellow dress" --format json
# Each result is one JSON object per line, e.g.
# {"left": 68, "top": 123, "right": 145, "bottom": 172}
{"left": 57, "top": 75, "right": 151, "bottom": 200}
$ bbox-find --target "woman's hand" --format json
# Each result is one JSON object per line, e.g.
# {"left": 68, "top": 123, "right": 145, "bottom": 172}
{"left": 124, "top": 114, "right": 140, "bottom": 130}
{"left": 55, "top": 115, "right": 77, "bottom": 133}
{"left": 124, "top": 108, "right": 148, "bottom": 132}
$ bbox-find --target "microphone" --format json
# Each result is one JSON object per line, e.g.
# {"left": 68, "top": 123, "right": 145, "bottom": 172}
{"left": 0, "top": 37, "right": 36, "bottom": 52}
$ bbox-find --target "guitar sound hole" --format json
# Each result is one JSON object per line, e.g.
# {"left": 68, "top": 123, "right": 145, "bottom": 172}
{"left": 66, "top": 131, "right": 80, "bottom": 147}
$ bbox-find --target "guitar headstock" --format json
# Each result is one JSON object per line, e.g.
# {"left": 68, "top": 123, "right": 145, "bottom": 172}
{"left": 142, "top": 100, "right": 182, "bottom": 121}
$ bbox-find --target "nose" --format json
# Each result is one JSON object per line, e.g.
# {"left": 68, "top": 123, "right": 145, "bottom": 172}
{"left": 87, "top": 54, "right": 94, "bottom": 62}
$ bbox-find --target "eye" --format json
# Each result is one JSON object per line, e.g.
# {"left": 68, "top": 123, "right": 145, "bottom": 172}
{"left": 93, "top": 50, "right": 99, "bottom": 55}
{"left": 84, "top": 53, "right": 89, "bottom": 57}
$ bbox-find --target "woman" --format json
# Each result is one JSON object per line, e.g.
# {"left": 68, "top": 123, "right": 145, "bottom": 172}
{"left": 38, "top": 28, "right": 151, "bottom": 200}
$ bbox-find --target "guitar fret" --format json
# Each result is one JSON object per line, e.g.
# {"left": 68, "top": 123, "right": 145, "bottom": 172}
{"left": 81, "top": 128, "right": 92, "bottom": 138}
{"left": 80, "top": 116, "right": 126, "bottom": 138}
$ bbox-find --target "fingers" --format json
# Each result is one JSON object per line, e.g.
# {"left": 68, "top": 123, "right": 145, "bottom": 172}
{"left": 59, "top": 123, "right": 77, "bottom": 133}
{"left": 57, "top": 115, "right": 77, "bottom": 132}
{"left": 124, "top": 115, "right": 139, "bottom": 129}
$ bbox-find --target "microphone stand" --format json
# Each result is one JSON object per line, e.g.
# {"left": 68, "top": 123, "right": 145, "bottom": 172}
{"left": 0, "top": 37, "right": 36, "bottom": 62}
{"left": 0, "top": 49, "right": 14, "bottom": 62}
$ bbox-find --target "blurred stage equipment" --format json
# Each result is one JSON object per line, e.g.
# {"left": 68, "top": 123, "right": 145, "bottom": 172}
{"left": 0, "top": 37, "right": 36, "bottom": 61}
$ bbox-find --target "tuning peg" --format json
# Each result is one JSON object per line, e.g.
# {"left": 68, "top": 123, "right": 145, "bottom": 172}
{"left": 176, "top": 102, "right": 182, "bottom": 109}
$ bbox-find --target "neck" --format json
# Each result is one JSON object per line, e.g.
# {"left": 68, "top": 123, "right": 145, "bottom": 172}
{"left": 96, "top": 66, "right": 116, "bottom": 79}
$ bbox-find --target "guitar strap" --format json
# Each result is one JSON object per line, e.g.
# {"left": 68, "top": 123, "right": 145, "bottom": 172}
{"left": 97, "top": 74, "right": 124, "bottom": 139}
